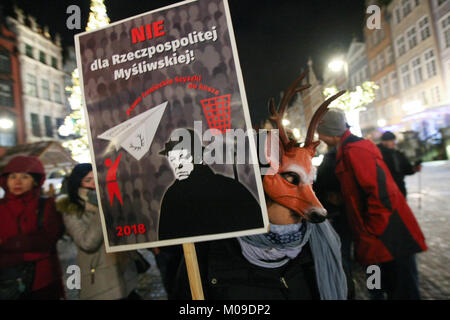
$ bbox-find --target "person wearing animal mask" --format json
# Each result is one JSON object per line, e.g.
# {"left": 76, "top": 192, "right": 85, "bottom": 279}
{"left": 173, "top": 73, "right": 348, "bottom": 300}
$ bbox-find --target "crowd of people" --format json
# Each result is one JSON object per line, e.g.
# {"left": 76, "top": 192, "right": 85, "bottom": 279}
{"left": 0, "top": 110, "right": 427, "bottom": 300}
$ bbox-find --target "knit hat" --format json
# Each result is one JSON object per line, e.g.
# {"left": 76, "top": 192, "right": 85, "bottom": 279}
{"left": 317, "top": 109, "right": 348, "bottom": 137}
{"left": 0, "top": 156, "right": 46, "bottom": 190}
{"left": 381, "top": 131, "right": 396, "bottom": 141}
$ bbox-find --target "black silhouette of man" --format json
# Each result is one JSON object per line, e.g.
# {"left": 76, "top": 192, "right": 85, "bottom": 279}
{"left": 157, "top": 128, "right": 264, "bottom": 240}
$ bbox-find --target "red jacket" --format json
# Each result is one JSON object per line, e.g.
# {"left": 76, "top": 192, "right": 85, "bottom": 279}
{"left": 335, "top": 130, "right": 427, "bottom": 265}
{"left": 0, "top": 156, "right": 64, "bottom": 294}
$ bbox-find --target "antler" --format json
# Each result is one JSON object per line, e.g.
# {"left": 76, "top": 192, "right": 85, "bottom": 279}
{"left": 304, "top": 90, "right": 346, "bottom": 148}
{"left": 268, "top": 71, "right": 311, "bottom": 149}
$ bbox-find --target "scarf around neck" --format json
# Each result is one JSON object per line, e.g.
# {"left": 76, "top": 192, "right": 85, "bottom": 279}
{"left": 238, "top": 222, "right": 310, "bottom": 269}
{"left": 238, "top": 220, "right": 347, "bottom": 300}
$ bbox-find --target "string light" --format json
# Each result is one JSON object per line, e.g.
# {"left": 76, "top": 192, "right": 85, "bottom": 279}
{"left": 58, "top": 0, "right": 110, "bottom": 163}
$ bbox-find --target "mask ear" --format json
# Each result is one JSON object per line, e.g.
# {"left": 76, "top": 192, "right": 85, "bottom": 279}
{"left": 264, "top": 130, "right": 284, "bottom": 174}
{"left": 306, "top": 140, "right": 320, "bottom": 157}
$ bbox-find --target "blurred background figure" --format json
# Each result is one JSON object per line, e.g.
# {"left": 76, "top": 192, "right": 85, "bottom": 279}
{"left": 377, "top": 132, "right": 422, "bottom": 197}
{"left": 0, "top": 156, "right": 65, "bottom": 300}
{"left": 56, "top": 163, "right": 140, "bottom": 300}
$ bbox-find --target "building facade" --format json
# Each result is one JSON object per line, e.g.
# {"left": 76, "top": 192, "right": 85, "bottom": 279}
{"left": 388, "top": 0, "right": 448, "bottom": 139}
{"left": 301, "top": 58, "right": 325, "bottom": 126}
{"left": 364, "top": 0, "right": 400, "bottom": 137}
{"left": 0, "top": 9, "right": 25, "bottom": 148}
{"left": 430, "top": 0, "right": 450, "bottom": 103}
{"left": 7, "top": 7, "right": 67, "bottom": 143}
{"left": 346, "top": 38, "right": 375, "bottom": 135}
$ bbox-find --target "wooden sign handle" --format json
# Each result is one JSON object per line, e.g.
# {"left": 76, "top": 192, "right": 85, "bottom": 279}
{"left": 182, "top": 242, "right": 205, "bottom": 300}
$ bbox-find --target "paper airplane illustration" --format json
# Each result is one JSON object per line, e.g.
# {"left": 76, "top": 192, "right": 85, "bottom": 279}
{"left": 97, "top": 101, "right": 168, "bottom": 160}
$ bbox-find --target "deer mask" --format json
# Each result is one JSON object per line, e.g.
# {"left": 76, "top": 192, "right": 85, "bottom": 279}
{"left": 263, "top": 72, "right": 345, "bottom": 223}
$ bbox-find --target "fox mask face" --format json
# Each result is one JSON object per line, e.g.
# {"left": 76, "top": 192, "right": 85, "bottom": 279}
{"left": 262, "top": 72, "right": 345, "bottom": 223}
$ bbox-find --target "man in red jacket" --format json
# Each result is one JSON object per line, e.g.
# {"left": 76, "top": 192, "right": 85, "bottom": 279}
{"left": 316, "top": 109, "right": 427, "bottom": 300}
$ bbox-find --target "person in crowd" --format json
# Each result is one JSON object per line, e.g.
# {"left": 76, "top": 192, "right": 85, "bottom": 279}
{"left": 377, "top": 131, "right": 422, "bottom": 197}
{"left": 151, "top": 245, "right": 183, "bottom": 300}
{"left": 56, "top": 163, "right": 140, "bottom": 300}
{"left": 0, "top": 156, "right": 64, "bottom": 300}
{"left": 172, "top": 82, "right": 348, "bottom": 300}
{"left": 316, "top": 109, "right": 427, "bottom": 300}
{"left": 174, "top": 193, "right": 347, "bottom": 300}
{"left": 314, "top": 144, "right": 355, "bottom": 299}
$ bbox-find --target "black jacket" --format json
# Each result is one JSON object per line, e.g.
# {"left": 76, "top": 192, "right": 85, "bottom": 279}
{"left": 313, "top": 148, "right": 350, "bottom": 232}
{"left": 377, "top": 144, "right": 415, "bottom": 197}
{"left": 174, "top": 238, "right": 320, "bottom": 300}
{"left": 158, "top": 164, "right": 264, "bottom": 240}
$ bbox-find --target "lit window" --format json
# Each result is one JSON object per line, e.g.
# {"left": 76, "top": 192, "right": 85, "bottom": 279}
{"left": 41, "top": 79, "right": 50, "bottom": 100}
{"left": 441, "top": 14, "right": 450, "bottom": 49}
{"left": 402, "top": 0, "right": 412, "bottom": 17}
{"left": 371, "top": 59, "right": 378, "bottom": 75}
{"left": 0, "top": 81, "right": 13, "bottom": 107}
{"left": 390, "top": 71, "right": 399, "bottom": 95}
{"left": 401, "top": 64, "right": 411, "bottom": 90}
{"left": 25, "top": 44, "right": 33, "bottom": 58}
{"left": 0, "top": 52, "right": 11, "bottom": 73}
{"left": 26, "top": 74, "right": 38, "bottom": 97}
{"left": 411, "top": 57, "right": 423, "bottom": 84}
{"left": 39, "top": 51, "right": 46, "bottom": 64}
{"left": 378, "top": 52, "right": 385, "bottom": 70}
{"left": 31, "top": 113, "right": 41, "bottom": 137}
{"left": 386, "top": 46, "right": 394, "bottom": 65}
{"left": 51, "top": 56, "right": 58, "bottom": 69}
{"left": 53, "top": 83, "right": 62, "bottom": 103}
{"left": 394, "top": 7, "right": 401, "bottom": 25}
{"left": 424, "top": 49, "right": 437, "bottom": 78}
{"left": 420, "top": 91, "right": 428, "bottom": 106}
{"left": 44, "top": 116, "right": 53, "bottom": 137}
{"left": 431, "top": 86, "right": 441, "bottom": 104}
{"left": 406, "top": 27, "right": 418, "bottom": 49}
{"left": 382, "top": 76, "right": 390, "bottom": 99}
{"left": 418, "top": 16, "right": 431, "bottom": 41}
{"left": 396, "top": 36, "right": 406, "bottom": 57}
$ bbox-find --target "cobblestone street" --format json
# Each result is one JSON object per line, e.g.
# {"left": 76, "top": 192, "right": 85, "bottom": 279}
{"left": 58, "top": 160, "right": 450, "bottom": 300}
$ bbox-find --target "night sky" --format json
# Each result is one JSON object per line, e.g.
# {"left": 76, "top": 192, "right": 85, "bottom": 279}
{"left": 2, "top": 0, "right": 366, "bottom": 123}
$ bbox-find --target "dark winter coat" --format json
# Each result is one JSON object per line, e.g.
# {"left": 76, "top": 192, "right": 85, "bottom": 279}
{"left": 314, "top": 147, "right": 347, "bottom": 224}
{"left": 0, "top": 156, "right": 64, "bottom": 295}
{"left": 377, "top": 143, "right": 415, "bottom": 197}
{"left": 158, "top": 164, "right": 264, "bottom": 240}
{"left": 174, "top": 238, "right": 320, "bottom": 300}
{"left": 335, "top": 130, "right": 427, "bottom": 265}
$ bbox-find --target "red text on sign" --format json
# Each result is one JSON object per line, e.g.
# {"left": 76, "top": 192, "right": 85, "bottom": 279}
{"left": 131, "top": 21, "right": 165, "bottom": 44}
{"left": 116, "top": 224, "right": 146, "bottom": 236}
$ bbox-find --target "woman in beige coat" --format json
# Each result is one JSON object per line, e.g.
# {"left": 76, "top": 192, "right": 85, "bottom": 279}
{"left": 56, "top": 164, "right": 139, "bottom": 300}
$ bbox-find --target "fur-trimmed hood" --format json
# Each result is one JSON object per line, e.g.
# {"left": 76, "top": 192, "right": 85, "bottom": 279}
{"left": 56, "top": 195, "right": 84, "bottom": 216}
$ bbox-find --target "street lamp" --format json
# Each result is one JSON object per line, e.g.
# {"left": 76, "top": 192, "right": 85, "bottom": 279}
{"left": 282, "top": 119, "right": 290, "bottom": 126}
{"left": 0, "top": 118, "right": 14, "bottom": 130}
{"left": 328, "top": 59, "right": 345, "bottom": 73}
{"left": 377, "top": 119, "right": 387, "bottom": 127}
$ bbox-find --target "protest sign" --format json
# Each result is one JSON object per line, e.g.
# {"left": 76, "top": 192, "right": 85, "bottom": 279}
{"left": 75, "top": 0, "right": 269, "bottom": 253}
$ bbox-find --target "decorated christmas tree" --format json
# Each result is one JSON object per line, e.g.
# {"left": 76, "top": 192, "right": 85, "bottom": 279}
{"left": 323, "top": 81, "right": 378, "bottom": 137}
{"left": 58, "top": 0, "right": 110, "bottom": 162}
